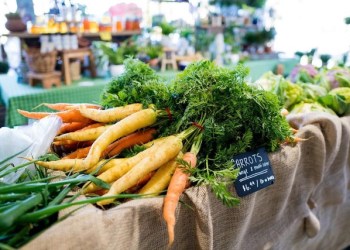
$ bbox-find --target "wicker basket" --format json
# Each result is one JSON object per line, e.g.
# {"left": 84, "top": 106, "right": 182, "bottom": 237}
{"left": 24, "top": 49, "right": 57, "bottom": 74}
{"left": 70, "top": 60, "right": 81, "bottom": 81}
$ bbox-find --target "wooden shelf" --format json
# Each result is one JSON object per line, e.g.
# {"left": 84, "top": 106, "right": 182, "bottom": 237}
{"left": 2, "top": 31, "right": 141, "bottom": 39}
{"left": 81, "top": 31, "right": 141, "bottom": 37}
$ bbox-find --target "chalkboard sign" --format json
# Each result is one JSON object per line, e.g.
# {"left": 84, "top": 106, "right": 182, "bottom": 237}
{"left": 232, "top": 147, "right": 275, "bottom": 197}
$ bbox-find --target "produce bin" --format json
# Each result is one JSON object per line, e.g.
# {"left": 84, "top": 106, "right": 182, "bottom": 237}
{"left": 22, "top": 113, "right": 350, "bottom": 250}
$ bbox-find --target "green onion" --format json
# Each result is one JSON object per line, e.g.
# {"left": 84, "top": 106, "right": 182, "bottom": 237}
{"left": 0, "top": 192, "right": 44, "bottom": 229}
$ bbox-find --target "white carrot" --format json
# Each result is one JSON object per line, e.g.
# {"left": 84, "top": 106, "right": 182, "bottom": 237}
{"left": 84, "top": 108, "right": 158, "bottom": 168}
{"left": 79, "top": 103, "right": 143, "bottom": 123}
{"left": 97, "top": 135, "right": 183, "bottom": 205}
{"left": 54, "top": 125, "right": 112, "bottom": 141}
{"left": 138, "top": 153, "right": 182, "bottom": 196}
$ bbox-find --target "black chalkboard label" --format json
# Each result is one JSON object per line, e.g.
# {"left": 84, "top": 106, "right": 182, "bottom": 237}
{"left": 232, "top": 147, "right": 274, "bottom": 197}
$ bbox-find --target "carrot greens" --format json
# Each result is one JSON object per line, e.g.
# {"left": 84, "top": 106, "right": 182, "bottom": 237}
{"left": 167, "top": 60, "right": 292, "bottom": 206}
{"left": 100, "top": 58, "right": 172, "bottom": 109}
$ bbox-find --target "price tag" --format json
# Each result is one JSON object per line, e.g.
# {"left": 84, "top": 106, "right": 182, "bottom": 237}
{"left": 232, "top": 147, "right": 275, "bottom": 197}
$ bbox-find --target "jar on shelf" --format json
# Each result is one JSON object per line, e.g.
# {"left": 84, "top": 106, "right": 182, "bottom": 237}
{"left": 52, "top": 34, "right": 62, "bottom": 51}
{"left": 99, "top": 15, "right": 112, "bottom": 32}
{"left": 70, "top": 33, "right": 78, "bottom": 50}
{"left": 62, "top": 33, "right": 71, "bottom": 50}
{"left": 88, "top": 17, "right": 99, "bottom": 33}
{"left": 83, "top": 16, "right": 90, "bottom": 32}
{"left": 113, "top": 17, "right": 123, "bottom": 32}
{"left": 132, "top": 18, "right": 140, "bottom": 30}
{"left": 125, "top": 18, "right": 133, "bottom": 31}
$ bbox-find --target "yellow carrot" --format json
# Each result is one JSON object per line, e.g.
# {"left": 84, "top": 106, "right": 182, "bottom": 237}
{"left": 138, "top": 153, "right": 182, "bottom": 196}
{"left": 83, "top": 108, "right": 157, "bottom": 168}
{"left": 85, "top": 158, "right": 128, "bottom": 175}
{"left": 36, "top": 109, "right": 161, "bottom": 173}
{"left": 54, "top": 125, "right": 112, "bottom": 141}
{"left": 83, "top": 137, "right": 170, "bottom": 193}
{"left": 97, "top": 136, "right": 183, "bottom": 206}
{"left": 35, "top": 159, "right": 87, "bottom": 172}
{"left": 79, "top": 103, "right": 143, "bottom": 123}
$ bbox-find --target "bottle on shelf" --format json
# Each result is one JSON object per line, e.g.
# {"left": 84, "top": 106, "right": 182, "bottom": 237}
{"left": 125, "top": 18, "right": 133, "bottom": 31}
{"left": 114, "top": 17, "right": 123, "bottom": 32}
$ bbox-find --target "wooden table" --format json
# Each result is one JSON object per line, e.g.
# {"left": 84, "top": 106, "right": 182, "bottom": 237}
{"left": 27, "top": 71, "right": 61, "bottom": 89}
{"left": 61, "top": 48, "right": 96, "bottom": 85}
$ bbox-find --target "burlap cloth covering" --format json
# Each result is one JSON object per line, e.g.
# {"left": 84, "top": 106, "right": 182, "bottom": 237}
{"left": 22, "top": 113, "right": 350, "bottom": 250}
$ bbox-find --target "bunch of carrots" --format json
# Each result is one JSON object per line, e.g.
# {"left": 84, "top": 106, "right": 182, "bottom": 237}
{"left": 18, "top": 102, "right": 202, "bottom": 246}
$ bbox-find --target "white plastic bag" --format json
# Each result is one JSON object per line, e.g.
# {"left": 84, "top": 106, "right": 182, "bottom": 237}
{"left": 0, "top": 115, "right": 62, "bottom": 183}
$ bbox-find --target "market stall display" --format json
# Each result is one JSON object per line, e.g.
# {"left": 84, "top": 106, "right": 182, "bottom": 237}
{"left": 0, "top": 0, "right": 350, "bottom": 248}
{"left": 1, "top": 59, "right": 300, "bottom": 248}
{"left": 3, "top": 112, "right": 350, "bottom": 250}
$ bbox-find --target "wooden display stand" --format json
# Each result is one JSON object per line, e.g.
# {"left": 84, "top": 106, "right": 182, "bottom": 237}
{"left": 61, "top": 48, "right": 96, "bottom": 85}
{"left": 27, "top": 71, "right": 61, "bottom": 89}
{"left": 161, "top": 48, "right": 178, "bottom": 72}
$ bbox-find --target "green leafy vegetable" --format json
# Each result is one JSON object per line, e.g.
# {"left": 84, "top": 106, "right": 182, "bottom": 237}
{"left": 253, "top": 71, "right": 303, "bottom": 109}
{"left": 100, "top": 58, "right": 171, "bottom": 109}
{"left": 289, "top": 102, "right": 336, "bottom": 115}
{"left": 318, "top": 87, "right": 350, "bottom": 115}
{"left": 297, "top": 83, "right": 328, "bottom": 102}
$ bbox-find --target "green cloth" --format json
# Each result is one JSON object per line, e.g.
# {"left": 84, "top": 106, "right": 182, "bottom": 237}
{"left": 0, "top": 75, "right": 108, "bottom": 127}
{"left": 243, "top": 58, "right": 299, "bottom": 81}
{"left": 158, "top": 58, "right": 299, "bottom": 82}
{"left": 0, "top": 58, "right": 298, "bottom": 127}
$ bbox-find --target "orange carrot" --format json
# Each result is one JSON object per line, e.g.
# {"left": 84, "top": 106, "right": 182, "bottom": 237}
{"left": 163, "top": 152, "right": 197, "bottom": 246}
{"left": 62, "top": 147, "right": 90, "bottom": 159}
{"left": 43, "top": 102, "right": 102, "bottom": 111}
{"left": 57, "top": 122, "right": 92, "bottom": 135}
{"left": 17, "top": 109, "right": 92, "bottom": 123}
{"left": 283, "top": 136, "right": 309, "bottom": 145}
{"left": 50, "top": 140, "right": 95, "bottom": 157}
{"left": 52, "top": 140, "right": 94, "bottom": 146}
{"left": 93, "top": 189, "right": 108, "bottom": 196}
{"left": 106, "top": 128, "right": 156, "bottom": 157}
{"left": 125, "top": 171, "right": 156, "bottom": 194}
{"left": 63, "top": 128, "right": 156, "bottom": 159}
{"left": 52, "top": 140, "right": 79, "bottom": 146}
{"left": 290, "top": 136, "right": 307, "bottom": 143}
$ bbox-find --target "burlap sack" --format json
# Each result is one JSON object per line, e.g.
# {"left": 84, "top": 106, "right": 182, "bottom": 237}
{"left": 22, "top": 113, "right": 350, "bottom": 250}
